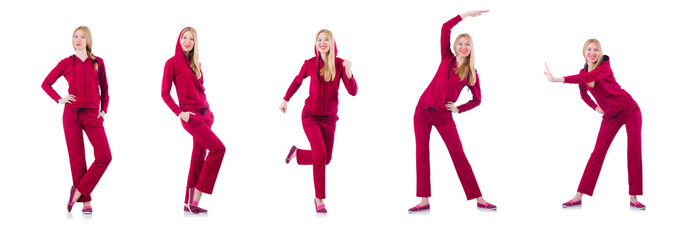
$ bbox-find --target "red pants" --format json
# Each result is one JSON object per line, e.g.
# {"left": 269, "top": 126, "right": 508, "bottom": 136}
{"left": 180, "top": 110, "right": 226, "bottom": 203}
{"left": 295, "top": 111, "right": 337, "bottom": 199}
{"left": 414, "top": 108, "right": 482, "bottom": 200}
{"left": 63, "top": 107, "right": 112, "bottom": 202}
{"left": 578, "top": 107, "right": 643, "bottom": 196}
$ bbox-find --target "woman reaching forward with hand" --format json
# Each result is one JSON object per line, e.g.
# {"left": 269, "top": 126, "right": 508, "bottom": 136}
{"left": 545, "top": 38, "right": 645, "bottom": 210}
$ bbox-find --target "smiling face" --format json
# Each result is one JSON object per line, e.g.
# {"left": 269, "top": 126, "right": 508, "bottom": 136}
{"left": 455, "top": 35, "right": 471, "bottom": 58}
{"left": 585, "top": 42, "right": 601, "bottom": 65}
{"left": 315, "top": 32, "right": 331, "bottom": 55}
{"left": 73, "top": 29, "right": 87, "bottom": 51}
{"left": 180, "top": 30, "right": 195, "bottom": 53}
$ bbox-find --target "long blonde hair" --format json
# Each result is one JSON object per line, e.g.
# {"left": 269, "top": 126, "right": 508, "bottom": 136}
{"left": 182, "top": 27, "right": 202, "bottom": 79}
{"left": 583, "top": 38, "right": 603, "bottom": 88}
{"left": 73, "top": 26, "right": 98, "bottom": 70}
{"left": 453, "top": 33, "right": 476, "bottom": 86}
{"left": 316, "top": 29, "right": 336, "bottom": 82}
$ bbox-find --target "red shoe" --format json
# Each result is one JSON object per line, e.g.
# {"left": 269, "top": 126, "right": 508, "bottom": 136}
{"left": 185, "top": 204, "right": 208, "bottom": 214}
{"left": 408, "top": 204, "right": 430, "bottom": 212}
{"left": 630, "top": 201, "right": 646, "bottom": 210}
{"left": 82, "top": 206, "right": 93, "bottom": 214}
{"left": 285, "top": 145, "right": 297, "bottom": 164}
{"left": 67, "top": 186, "right": 77, "bottom": 212}
{"left": 477, "top": 202, "right": 497, "bottom": 210}
{"left": 562, "top": 199, "right": 582, "bottom": 208}
{"left": 315, "top": 200, "right": 327, "bottom": 213}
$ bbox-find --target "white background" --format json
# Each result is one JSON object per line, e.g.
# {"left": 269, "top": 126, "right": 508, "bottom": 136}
{"left": 1, "top": 0, "right": 694, "bottom": 239}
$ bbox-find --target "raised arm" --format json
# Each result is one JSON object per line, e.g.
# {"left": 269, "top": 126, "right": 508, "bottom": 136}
{"left": 341, "top": 59, "right": 357, "bottom": 96}
{"left": 441, "top": 10, "right": 489, "bottom": 59}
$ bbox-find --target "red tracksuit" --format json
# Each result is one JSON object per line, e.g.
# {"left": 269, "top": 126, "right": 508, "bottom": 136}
{"left": 414, "top": 15, "right": 483, "bottom": 200}
{"left": 42, "top": 55, "right": 111, "bottom": 203}
{"left": 162, "top": 28, "right": 226, "bottom": 203}
{"left": 564, "top": 56, "right": 643, "bottom": 196}
{"left": 283, "top": 42, "right": 358, "bottom": 199}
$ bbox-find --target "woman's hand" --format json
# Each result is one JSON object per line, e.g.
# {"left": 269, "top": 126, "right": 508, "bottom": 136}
{"left": 97, "top": 111, "right": 106, "bottom": 119}
{"left": 343, "top": 60, "right": 353, "bottom": 79}
{"left": 545, "top": 62, "right": 565, "bottom": 83}
{"left": 58, "top": 94, "right": 76, "bottom": 104}
{"left": 279, "top": 100, "right": 288, "bottom": 113}
{"left": 461, "top": 10, "right": 489, "bottom": 19}
{"left": 595, "top": 106, "right": 604, "bottom": 115}
{"left": 179, "top": 111, "right": 196, "bottom": 122}
{"left": 446, "top": 102, "right": 459, "bottom": 113}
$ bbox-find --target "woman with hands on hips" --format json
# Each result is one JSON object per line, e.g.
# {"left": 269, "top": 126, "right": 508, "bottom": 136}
{"left": 41, "top": 26, "right": 111, "bottom": 214}
{"left": 409, "top": 10, "right": 497, "bottom": 213}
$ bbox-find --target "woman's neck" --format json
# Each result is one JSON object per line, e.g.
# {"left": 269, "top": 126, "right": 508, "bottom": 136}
{"left": 456, "top": 56, "right": 465, "bottom": 67}
{"left": 321, "top": 53, "right": 328, "bottom": 62}
{"left": 75, "top": 49, "right": 88, "bottom": 61}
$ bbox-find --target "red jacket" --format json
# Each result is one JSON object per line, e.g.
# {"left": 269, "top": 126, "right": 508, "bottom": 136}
{"left": 283, "top": 39, "right": 358, "bottom": 116}
{"left": 162, "top": 28, "right": 210, "bottom": 116}
{"left": 417, "top": 15, "right": 481, "bottom": 115}
{"left": 42, "top": 55, "right": 109, "bottom": 112}
{"left": 564, "top": 56, "right": 638, "bottom": 118}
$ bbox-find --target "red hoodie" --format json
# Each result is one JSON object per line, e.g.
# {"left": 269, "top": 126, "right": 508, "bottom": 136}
{"left": 162, "top": 28, "right": 210, "bottom": 116}
{"left": 42, "top": 56, "right": 109, "bottom": 112}
{"left": 417, "top": 15, "right": 481, "bottom": 115}
{"left": 283, "top": 39, "right": 358, "bottom": 116}
{"left": 564, "top": 56, "right": 637, "bottom": 118}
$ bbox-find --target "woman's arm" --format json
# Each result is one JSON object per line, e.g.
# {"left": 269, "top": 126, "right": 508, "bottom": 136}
{"left": 545, "top": 61, "right": 612, "bottom": 84}
{"left": 447, "top": 72, "right": 481, "bottom": 113}
{"left": 563, "top": 63, "right": 612, "bottom": 84}
{"left": 161, "top": 60, "right": 183, "bottom": 116}
{"left": 279, "top": 60, "right": 310, "bottom": 113}
{"left": 341, "top": 59, "right": 357, "bottom": 96}
{"left": 441, "top": 10, "right": 489, "bottom": 60}
{"left": 41, "top": 60, "right": 68, "bottom": 103}
{"left": 283, "top": 60, "right": 309, "bottom": 102}
{"left": 97, "top": 58, "right": 109, "bottom": 114}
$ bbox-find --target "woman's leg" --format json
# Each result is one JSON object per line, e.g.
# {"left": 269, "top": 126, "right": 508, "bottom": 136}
{"left": 433, "top": 118, "right": 482, "bottom": 201}
{"left": 576, "top": 118, "right": 622, "bottom": 196}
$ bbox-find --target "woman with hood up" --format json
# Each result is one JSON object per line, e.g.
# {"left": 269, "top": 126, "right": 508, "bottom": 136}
{"left": 42, "top": 26, "right": 111, "bottom": 214}
{"left": 545, "top": 39, "right": 646, "bottom": 210}
{"left": 162, "top": 27, "right": 226, "bottom": 214}
{"left": 279, "top": 29, "right": 357, "bottom": 213}
{"left": 408, "top": 10, "right": 497, "bottom": 213}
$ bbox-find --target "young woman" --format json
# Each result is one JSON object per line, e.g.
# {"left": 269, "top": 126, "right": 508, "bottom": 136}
{"left": 41, "top": 26, "right": 111, "bottom": 214}
{"left": 279, "top": 29, "right": 357, "bottom": 213}
{"left": 408, "top": 10, "right": 496, "bottom": 213}
{"left": 162, "top": 27, "right": 226, "bottom": 214}
{"left": 545, "top": 39, "right": 645, "bottom": 210}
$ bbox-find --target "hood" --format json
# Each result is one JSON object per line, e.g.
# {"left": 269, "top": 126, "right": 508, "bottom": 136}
{"left": 584, "top": 55, "right": 610, "bottom": 72}
{"left": 175, "top": 27, "right": 195, "bottom": 75}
